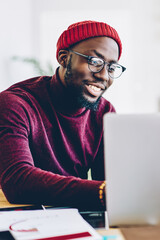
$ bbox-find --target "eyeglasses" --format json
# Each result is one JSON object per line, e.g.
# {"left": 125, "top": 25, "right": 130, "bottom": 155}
{"left": 69, "top": 49, "right": 126, "bottom": 79}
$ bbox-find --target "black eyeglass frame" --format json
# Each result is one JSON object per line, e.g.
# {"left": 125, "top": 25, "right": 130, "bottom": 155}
{"left": 69, "top": 49, "right": 126, "bottom": 79}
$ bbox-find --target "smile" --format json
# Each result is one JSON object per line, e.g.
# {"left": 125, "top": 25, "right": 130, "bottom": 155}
{"left": 85, "top": 83, "right": 105, "bottom": 98}
{"left": 88, "top": 84, "right": 101, "bottom": 92}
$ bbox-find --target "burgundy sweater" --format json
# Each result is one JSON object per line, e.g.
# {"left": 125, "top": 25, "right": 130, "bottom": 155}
{"left": 0, "top": 70, "right": 115, "bottom": 210}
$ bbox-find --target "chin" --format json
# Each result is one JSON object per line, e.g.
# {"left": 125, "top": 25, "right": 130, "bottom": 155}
{"left": 78, "top": 95, "right": 101, "bottom": 111}
{"left": 86, "top": 96, "right": 99, "bottom": 103}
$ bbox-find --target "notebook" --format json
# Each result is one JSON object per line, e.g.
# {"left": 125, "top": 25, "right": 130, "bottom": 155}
{"left": 103, "top": 113, "right": 160, "bottom": 227}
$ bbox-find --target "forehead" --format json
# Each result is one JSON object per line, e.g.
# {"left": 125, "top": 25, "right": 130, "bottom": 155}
{"left": 72, "top": 36, "right": 119, "bottom": 61}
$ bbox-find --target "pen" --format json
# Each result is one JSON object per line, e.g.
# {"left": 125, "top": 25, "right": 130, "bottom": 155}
{"left": 41, "top": 205, "right": 46, "bottom": 210}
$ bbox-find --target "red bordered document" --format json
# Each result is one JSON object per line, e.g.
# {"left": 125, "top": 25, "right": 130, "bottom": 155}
{"left": 0, "top": 208, "right": 102, "bottom": 240}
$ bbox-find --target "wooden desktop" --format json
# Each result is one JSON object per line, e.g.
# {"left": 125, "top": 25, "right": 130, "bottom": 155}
{"left": 0, "top": 189, "right": 125, "bottom": 239}
{"left": 1, "top": 189, "right": 160, "bottom": 240}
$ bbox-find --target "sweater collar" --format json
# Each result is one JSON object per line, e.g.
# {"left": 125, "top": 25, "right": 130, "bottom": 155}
{"left": 50, "top": 68, "right": 87, "bottom": 117}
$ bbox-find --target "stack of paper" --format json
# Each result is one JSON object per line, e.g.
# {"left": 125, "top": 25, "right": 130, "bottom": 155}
{"left": 0, "top": 208, "right": 102, "bottom": 240}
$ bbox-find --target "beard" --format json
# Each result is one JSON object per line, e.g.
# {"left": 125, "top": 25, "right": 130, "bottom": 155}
{"left": 64, "top": 56, "right": 101, "bottom": 112}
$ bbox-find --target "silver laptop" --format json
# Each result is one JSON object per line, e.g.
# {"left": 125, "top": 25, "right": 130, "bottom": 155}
{"left": 103, "top": 113, "right": 160, "bottom": 227}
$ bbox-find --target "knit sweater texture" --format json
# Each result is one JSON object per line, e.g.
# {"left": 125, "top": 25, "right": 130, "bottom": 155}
{"left": 0, "top": 69, "right": 115, "bottom": 210}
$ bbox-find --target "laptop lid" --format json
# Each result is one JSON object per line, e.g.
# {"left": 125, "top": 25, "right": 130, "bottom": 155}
{"left": 103, "top": 113, "right": 160, "bottom": 227}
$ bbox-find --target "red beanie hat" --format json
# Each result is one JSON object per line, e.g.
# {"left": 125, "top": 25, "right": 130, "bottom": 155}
{"left": 56, "top": 20, "right": 122, "bottom": 61}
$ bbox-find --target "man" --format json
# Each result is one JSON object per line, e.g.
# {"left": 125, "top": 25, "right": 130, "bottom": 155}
{"left": 0, "top": 20, "right": 126, "bottom": 210}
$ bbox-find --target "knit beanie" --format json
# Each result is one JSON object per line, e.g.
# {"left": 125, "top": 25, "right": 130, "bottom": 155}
{"left": 56, "top": 20, "right": 122, "bottom": 60}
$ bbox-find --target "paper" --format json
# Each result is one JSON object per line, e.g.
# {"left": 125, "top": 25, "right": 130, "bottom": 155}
{"left": 0, "top": 208, "right": 102, "bottom": 240}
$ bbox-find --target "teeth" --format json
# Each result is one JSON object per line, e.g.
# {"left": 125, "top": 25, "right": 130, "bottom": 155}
{"left": 88, "top": 85, "right": 101, "bottom": 92}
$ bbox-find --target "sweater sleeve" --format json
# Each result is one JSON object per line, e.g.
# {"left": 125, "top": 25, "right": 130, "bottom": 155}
{"left": 0, "top": 92, "right": 104, "bottom": 211}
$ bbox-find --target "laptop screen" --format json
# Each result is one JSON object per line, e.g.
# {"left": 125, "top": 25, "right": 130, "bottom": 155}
{"left": 103, "top": 113, "right": 160, "bottom": 227}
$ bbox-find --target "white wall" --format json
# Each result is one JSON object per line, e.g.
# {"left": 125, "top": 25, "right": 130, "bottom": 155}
{"left": 0, "top": 0, "right": 160, "bottom": 113}
{"left": 0, "top": 0, "right": 35, "bottom": 89}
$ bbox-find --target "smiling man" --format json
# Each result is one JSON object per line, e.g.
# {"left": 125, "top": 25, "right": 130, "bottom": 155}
{"left": 58, "top": 36, "right": 119, "bottom": 111}
{"left": 0, "top": 20, "right": 126, "bottom": 210}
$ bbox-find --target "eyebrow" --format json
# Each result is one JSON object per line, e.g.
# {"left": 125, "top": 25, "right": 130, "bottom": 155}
{"left": 93, "top": 50, "right": 117, "bottom": 64}
{"left": 93, "top": 50, "right": 105, "bottom": 60}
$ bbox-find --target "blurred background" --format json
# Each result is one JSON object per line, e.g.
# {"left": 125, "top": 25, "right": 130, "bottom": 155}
{"left": 0, "top": 0, "right": 160, "bottom": 113}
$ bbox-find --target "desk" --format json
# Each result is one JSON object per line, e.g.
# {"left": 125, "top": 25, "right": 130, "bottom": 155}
{"left": 2, "top": 189, "right": 160, "bottom": 240}
{"left": 2, "top": 190, "right": 160, "bottom": 240}
{"left": 0, "top": 189, "right": 125, "bottom": 239}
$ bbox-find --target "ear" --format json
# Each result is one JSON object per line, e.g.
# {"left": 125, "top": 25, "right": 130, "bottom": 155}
{"left": 58, "top": 50, "right": 69, "bottom": 68}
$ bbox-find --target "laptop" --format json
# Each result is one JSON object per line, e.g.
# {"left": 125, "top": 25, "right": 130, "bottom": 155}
{"left": 103, "top": 113, "right": 160, "bottom": 227}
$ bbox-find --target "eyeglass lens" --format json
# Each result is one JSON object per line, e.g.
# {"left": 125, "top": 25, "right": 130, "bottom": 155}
{"left": 88, "top": 58, "right": 123, "bottom": 79}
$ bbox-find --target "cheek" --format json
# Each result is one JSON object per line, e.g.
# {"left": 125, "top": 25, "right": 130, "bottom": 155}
{"left": 108, "top": 79, "right": 114, "bottom": 87}
{"left": 71, "top": 57, "right": 90, "bottom": 78}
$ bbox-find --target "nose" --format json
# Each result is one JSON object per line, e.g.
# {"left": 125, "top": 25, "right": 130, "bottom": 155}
{"left": 93, "top": 66, "right": 110, "bottom": 83}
